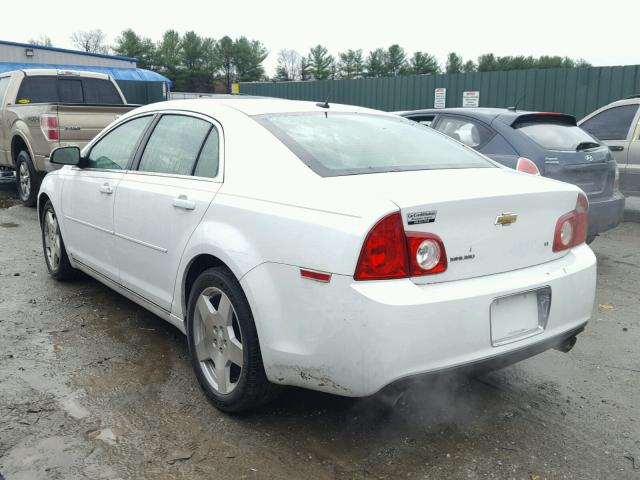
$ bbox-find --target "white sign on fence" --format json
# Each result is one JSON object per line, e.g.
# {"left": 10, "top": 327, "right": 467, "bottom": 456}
{"left": 462, "top": 91, "right": 480, "bottom": 108}
{"left": 434, "top": 88, "right": 446, "bottom": 109}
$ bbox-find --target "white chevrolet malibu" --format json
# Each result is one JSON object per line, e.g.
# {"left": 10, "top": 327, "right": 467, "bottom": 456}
{"left": 38, "top": 98, "right": 596, "bottom": 412}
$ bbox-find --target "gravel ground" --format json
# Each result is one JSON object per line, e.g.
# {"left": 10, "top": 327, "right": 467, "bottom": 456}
{"left": 0, "top": 179, "right": 639, "bottom": 480}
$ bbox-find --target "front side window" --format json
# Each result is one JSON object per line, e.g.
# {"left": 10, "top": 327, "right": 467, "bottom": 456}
{"left": 86, "top": 116, "right": 152, "bottom": 170}
{"left": 435, "top": 116, "right": 493, "bottom": 149}
{"left": 138, "top": 115, "right": 212, "bottom": 176}
{"left": 581, "top": 105, "right": 639, "bottom": 140}
{"left": 257, "top": 112, "right": 493, "bottom": 177}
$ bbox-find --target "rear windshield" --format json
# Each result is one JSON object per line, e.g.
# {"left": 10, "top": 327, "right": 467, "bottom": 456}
{"left": 516, "top": 122, "right": 600, "bottom": 151}
{"left": 16, "top": 76, "right": 123, "bottom": 105}
{"left": 256, "top": 112, "right": 494, "bottom": 176}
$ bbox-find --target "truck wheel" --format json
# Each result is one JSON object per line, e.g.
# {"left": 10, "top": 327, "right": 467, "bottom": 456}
{"left": 16, "top": 150, "right": 41, "bottom": 207}
{"left": 41, "top": 200, "right": 75, "bottom": 280}
{"left": 186, "top": 266, "right": 280, "bottom": 413}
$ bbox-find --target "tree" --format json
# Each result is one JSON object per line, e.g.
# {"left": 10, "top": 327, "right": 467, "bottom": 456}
{"left": 234, "top": 37, "right": 268, "bottom": 82}
{"left": 276, "top": 49, "right": 302, "bottom": 81}
{"left": 386, "top": 44, "right": 407, "bottom": 76}
{"left": 307, "top": 45, "right": 334, "bottom": 80}
{"left": 71, "top": 30, "right": 109, "bottom": 54}
{"left": 462, "top": 60, "right": 477, "bottom": 73}
{"left": 409, "top": 52, "right": 439, "bottom": 74}
{"left": 28, "top": 35, "right": 52, "bottom": 47}
{"left": 365, "top": 48, "right": 389, "bottom": 77}
{"left": 477, "top": 53, "right": 498, "bottom": 72}
{"left": 299, "top": 57, "right": 311, "bottom": 81}
{"left": 156, "top": 30, "right": 182, "bottom": 74}
{"left": 337, "top": 49, "right": 364, "bottom": 79}
{"left": 216, "top": 36, "right": 236, "bottom": 92}
{"left": 113, "top": 29, "right": 155, "bottom": 69}
{"left": 445, "top": 52, "right": 464, "bottom": 73}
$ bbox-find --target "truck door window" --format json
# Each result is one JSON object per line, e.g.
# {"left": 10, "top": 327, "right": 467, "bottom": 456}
{"left": 83, "top": 79, "right": 123, "bottom": 105}
{"left": 58, "top": 79, "right": 84, "bottom": 104}
{"left": 581, "top": 105, "right": 639, "bottom": 140}
{"left": 16, "top": 77, "right": 58, "bottom": 104}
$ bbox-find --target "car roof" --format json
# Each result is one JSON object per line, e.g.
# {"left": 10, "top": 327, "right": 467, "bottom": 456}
{"left": 136, "top": 97, "right": 385, "bottom": 117}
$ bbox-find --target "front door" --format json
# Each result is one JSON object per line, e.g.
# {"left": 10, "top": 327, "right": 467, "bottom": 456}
{"left": 114, "top": 113, "right": 223, "bottom": 311}
{"left": 60, "top": 115, "right": 153, "bottom": 280}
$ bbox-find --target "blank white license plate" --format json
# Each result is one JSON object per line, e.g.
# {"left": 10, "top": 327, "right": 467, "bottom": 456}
{"left": 490, "top": 290, "right": 542, "bottom": 346}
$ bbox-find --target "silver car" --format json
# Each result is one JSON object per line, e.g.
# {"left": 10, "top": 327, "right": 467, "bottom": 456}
{"left": 579, "top": 96, "right": 640, "bottom": 195}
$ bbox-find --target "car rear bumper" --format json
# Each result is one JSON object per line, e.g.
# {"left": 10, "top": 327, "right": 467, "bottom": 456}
{"left": 587, "top": 190, "right": 625, "bottom": 236}
{"left": 241, "top": 245, "right": 596, "bottom": 397}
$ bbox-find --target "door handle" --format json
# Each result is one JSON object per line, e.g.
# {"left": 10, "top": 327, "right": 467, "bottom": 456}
{"left": 609, "top": 146, "right": 624, "bottom": 152}
{"left": 99, "top": 183, "right": 113, "bottom": 194}
{"left": 172, "top": 195, "right": 196, "bottom": 210}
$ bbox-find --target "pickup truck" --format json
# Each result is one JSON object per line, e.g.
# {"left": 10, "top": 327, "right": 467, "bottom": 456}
{"left": 0, "top": 69, "right": 138, "bottom": 206}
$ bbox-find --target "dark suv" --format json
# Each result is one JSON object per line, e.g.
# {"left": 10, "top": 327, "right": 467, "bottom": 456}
{"left": 399, "top": 108, "right": 625, "bottom": 242}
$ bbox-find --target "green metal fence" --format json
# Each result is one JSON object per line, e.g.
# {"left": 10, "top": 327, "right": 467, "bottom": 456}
{"left": 116, "top": 80, "right": 167, "bottom": 105}
{"left": 239, "top": 65, "right": 640, "bottom": 119}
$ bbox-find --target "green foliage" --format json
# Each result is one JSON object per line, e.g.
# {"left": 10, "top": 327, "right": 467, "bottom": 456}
{"left": 338, "top": 49, "right": 364, "bottom": 79}
{"left": 445, "top": 52, "right": 464, "bottom": 74}
{"left": 113, "top": 29, "right": 155, "bottom": 69}
{"left": 409, "top": 52, "right": 440, "bottom": 75}
{"left": 463, "top": 60, "right": 476, "bottom": 73}
{"left": 365, "top": 48, "right": 389, "bottom": 77}
{"left": 307, "top": 45, "right": 335, "bottom": 80}
{"left": 386, "top": 44, "right": 407, "bottom": 76}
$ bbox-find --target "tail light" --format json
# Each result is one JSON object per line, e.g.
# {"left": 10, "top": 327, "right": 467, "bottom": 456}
{"left": 553, "top": 193, "right": 588, "bottom": 252}
{"left": 40, "top": 114, "right": 59, "bottom": 141}
{"left": 354, "top": 212, "right": 447, "bottom": 280}
{"left": 516, "top": 157, "right": 540, "bottom": 176}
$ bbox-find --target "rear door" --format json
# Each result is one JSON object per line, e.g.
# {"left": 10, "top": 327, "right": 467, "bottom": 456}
{"left": 114, "top": 113, "right": 222, "bottom": 311}
{"left": 512, "top": 115, "right": 614, "bottom": 198}
{"left": 61, "top": 114, "right": 153, "bottom": 280}
{"left": 579, "top": 104, "right": 639, "bottom": 166}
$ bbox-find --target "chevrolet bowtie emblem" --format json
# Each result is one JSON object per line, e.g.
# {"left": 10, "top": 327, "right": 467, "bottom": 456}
{"left": 495, "top": 213, "right": 518, "bottom": 226}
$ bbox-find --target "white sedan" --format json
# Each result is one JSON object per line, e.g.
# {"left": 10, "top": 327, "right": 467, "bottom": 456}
{"left": 38, "top": 98, "right": 596, "bottom": 412}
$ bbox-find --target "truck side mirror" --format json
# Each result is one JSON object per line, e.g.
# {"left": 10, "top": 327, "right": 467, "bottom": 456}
{"left": 50, "top": 146, "right": 81, "bottom": 166}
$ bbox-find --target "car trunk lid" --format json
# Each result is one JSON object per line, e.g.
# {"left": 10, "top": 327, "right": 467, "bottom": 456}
{"left": 326, "top": 168, "right": 582, "bottom": 284}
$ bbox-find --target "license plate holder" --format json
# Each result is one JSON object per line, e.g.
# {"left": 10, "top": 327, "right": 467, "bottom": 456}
{"left": 490, "top": 287, "right": 551, "bottom": 346}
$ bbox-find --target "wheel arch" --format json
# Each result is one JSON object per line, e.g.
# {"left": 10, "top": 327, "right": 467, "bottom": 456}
{"left": 11, "top": 133, "right": 34, "bottom": 167}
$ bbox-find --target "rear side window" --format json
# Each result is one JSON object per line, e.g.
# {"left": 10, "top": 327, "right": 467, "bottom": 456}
{"left": 87, "top": 116, "right": 152, "bottom": 170}
{"left": 138, "top": 115, "right": 212, "bottom": 176}
{"left": 516, "top": 123, "right": 600, "bottom": 151}
{"left": 257, "top": 112, "right": 493, "bottom": 177}
{"left": 16, "top": 77, "right": 58, "bottom": 103}
{"left": 58, "top": 79, "right": 83, "bottom": 103}
{"left": 83, "top": 78, "right": 123, "bottom": 104}
{"left": 580, "top": 105, "right": 639, "bottom": 140}
{"left": 435, "top": 116, "right": 493, "bottom": 149}
{"left": 193, "top": 129, "right": 220, "bottom": 178}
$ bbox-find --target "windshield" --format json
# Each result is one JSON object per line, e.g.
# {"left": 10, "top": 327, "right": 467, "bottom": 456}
{"left": 256, "top": 112, "right": 494, "bottom": 177}
{"left": 516, "top": 122, "right": 600, "bottom": 151}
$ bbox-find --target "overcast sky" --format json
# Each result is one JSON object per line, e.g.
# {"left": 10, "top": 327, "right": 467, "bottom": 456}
{"left": 2, "top": 0, "right": 639, "bottom": 75}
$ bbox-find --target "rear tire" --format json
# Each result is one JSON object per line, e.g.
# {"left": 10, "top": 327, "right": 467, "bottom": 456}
{"left": 16, "top": 150, "right": 41, "bottom": 208}
{"left": 41, "top": 200, "right": 75, "bottom": 280}
{"left": 186, "top": 266, "right": 279, "bottom": 413}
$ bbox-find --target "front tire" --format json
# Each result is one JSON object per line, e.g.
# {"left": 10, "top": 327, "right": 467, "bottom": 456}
{"left": 16, "top": 150, "right": 41, "bottom": 208}
{"left": 41, "top": 200, "right": 75, "bottom": 280}
{"left": 186, "top": 267, "right": 278, "bottom": 412}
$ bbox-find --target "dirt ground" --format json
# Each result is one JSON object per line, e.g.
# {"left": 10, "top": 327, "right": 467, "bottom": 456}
{"left": 0, "top": 178, "right": 638, "bottom": 480}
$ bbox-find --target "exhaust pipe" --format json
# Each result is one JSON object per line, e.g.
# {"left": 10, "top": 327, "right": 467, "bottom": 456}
{"left": 554, "top": 336, "right": 577, "bottom": 353}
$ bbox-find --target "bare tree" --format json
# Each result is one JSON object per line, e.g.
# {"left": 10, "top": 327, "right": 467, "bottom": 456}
{"left": 70, "top": 30, "right": 109, "bottom": 54}
{"left": 276, "top": 49, "right": 302, "bottom": 81}
{"left": 28, "top": 35, "right": 53, "bottom": 47}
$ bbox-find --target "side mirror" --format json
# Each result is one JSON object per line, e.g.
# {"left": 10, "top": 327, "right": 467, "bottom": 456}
{"left": 50, "top": 146, "right": 81, "bottom": 166}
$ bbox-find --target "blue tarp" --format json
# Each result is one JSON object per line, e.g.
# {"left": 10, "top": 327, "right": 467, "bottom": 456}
{"left": 0, "top": 62, "right": 172, "bottom": 86}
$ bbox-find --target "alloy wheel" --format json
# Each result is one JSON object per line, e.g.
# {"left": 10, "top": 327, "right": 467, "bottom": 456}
{"left": 43, "top": 209, "right": 61, "bottom": 271}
